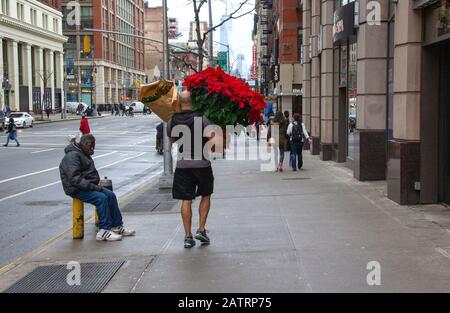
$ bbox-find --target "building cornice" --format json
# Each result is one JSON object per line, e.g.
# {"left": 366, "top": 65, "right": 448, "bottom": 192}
{"left": 0, "top": 14, "right": 67, "bottom": 43}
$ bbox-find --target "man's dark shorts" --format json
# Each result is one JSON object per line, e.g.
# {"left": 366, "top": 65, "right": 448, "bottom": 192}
{"left": 173, "top": 166, "right": 214, "bottom": 200}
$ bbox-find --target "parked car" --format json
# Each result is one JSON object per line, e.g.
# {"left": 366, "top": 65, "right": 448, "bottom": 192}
{"left": 5, "top": 112, "right": 34, "bottom": 128}
{"left": 129, "top": 101, "right": 145, "bottom": 113}
{"left": 65, "top": 102, "right": 88, "bottom": 114}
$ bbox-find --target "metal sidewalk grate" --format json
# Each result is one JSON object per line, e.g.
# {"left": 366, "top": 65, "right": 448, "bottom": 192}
{"left": 122, "top": 188, "right": 178, "bottom": 212}
{"left": 4, "top": 261, "right": 124, "bottom": 293}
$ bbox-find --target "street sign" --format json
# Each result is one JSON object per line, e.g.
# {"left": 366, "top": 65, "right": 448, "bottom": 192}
{"left": 217, "top": 51, "right": 228, "bottom": 72}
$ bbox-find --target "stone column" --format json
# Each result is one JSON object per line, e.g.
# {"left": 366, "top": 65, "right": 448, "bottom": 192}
{"left": 47, "top": 50, "right": 55, "bottom": 111}
{"left": 0, "top": 37, "right": 4, "bottom": 111}
{"left": 302, "top": 0, "right": 312, "bottom": 142}
{"left": 310, "top": 0, "right": 321, "bottom": 155}
{"left": 319, "top": 0, "right": 334, "bottom": 161}
{"left": 55, "top": 51, "right": 64, "bottom": 115}
{"left": 354, "top": 0, "right": 390, "bottom": 181}
{"left": 387, "top": 0, "right": 422, "bottom": 205}
{"left": 34, "top": 46, "right": 44, "bottom": 115}
{"left": 22, "top": 43, "right": 33, "bottom": 112}
{"left": 8, "top": 40, "right": 20, "bottom": 111}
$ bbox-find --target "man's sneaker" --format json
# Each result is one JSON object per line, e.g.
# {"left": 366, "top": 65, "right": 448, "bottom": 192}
{"left": 195, "top": 229, "right": 210, "bottom": 245}
{"left": 111, "top": 226, "right": 136, "bottom": 236}
{"left": 184, "top": 236, "right": 196, "bottom": 248}
{"left": 96, "top": 229, "right": 122, "bottom": 241}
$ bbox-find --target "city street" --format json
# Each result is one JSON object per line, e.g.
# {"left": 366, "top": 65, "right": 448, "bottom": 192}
{"left": 0, "top": 114, "right": 163, "bottom": 267}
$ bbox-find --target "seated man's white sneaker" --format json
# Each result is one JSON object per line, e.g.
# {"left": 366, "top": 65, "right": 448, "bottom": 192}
{"left": 96, "top": 229, "right": 122, "bottom": 241}
{"left": 111, "top": 226, "right": 136, "bottom": 236}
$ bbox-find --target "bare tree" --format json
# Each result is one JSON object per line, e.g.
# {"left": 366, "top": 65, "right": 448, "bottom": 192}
{"left": 190, "top": 0, "right": 254, "bottom": 72}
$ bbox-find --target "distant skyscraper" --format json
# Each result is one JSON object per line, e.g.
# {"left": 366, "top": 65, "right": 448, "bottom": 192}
{"left": 219, "top": 15, "right": 232, "bottom": 51}
{"left": 236, "top": 53, "right": 245, "bottom": 78}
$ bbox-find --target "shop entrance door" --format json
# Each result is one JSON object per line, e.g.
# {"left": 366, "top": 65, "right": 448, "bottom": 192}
{"left": 439, "top": 42, "right": 450, "bottom": 204}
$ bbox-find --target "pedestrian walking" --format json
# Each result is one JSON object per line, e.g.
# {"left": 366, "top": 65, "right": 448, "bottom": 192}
{"left": 286, "top": 113, "right": 311, "bottom": 171}
{"left": 284, "top": 111, "right": 291, "bottom": 153}
{"left": 267, "top": 111, "right": 288, "bottom": 172}
{"left": 4, "top": 104, "right": 11, "bottom": 117}
{"left": 80, "top": 114, "right": 91, "bottom": 135}
{"left": 59, "top": 134, "right": 135, "bottom": 241}
{"left": 167, "top": 91, "right": 214, "bottom": 249}
{"left": 45, "top": 106, "right": 51, "bottom": 119}
{"left": 3, "top": 117, "right": 20, "bottom": 147}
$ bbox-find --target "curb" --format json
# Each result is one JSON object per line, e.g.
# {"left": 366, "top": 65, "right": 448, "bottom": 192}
{"left": 34, "top": 115, "right": 109, "bottom": 125}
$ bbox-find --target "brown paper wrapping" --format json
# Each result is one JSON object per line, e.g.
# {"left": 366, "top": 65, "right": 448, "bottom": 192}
{"left": 139, "top": 80, "right": 181, "bottom": 122}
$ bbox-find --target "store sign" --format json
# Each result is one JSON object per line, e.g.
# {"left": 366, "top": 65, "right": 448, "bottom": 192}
{"left": 333, "top": 1, "right": 357, "bottom": 44}
{"left": 271, "top": 64, "right": 280, "bottom": 83}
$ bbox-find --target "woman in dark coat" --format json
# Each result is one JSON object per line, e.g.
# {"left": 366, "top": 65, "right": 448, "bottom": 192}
{"left": 267, "top": 111, "right": 288, "bottom": 172}
{"left": 3, "top": 117, "right": 20, "bottom": 147}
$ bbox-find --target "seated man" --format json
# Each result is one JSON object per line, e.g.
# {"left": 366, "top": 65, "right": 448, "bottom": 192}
{"left": 59, "top": 134, "right": 135, "bottom": 241}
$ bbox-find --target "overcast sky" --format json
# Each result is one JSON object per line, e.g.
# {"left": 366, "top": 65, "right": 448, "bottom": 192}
{"left": 144, "top": 0, "right": 255, "bottom": 77}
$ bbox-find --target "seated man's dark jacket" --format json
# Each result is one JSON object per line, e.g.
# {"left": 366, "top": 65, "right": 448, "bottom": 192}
{"left": 59, "top": 143, "right": 100, "bottom": 197}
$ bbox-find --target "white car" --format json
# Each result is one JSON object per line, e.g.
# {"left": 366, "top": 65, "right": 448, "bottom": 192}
{"left": 65, "top": 102, "right": 88, "bottom": 114}
{"left": 130, "top": 101, "right": 145, "bottom": 113}
{"left": 6, "top": 112, "right": 34, "bottom": 128}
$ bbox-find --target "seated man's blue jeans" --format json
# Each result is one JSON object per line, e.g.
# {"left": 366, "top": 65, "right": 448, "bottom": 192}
{"left": 75, "top": 187, "right": 123, "bottom": 230}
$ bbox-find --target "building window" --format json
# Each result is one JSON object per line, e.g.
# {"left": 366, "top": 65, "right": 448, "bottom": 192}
{"left": 1, "top": 0, "right": 10, "bottom": 15}
{"left": 43, "top": 14, "right": 48, "bottom": 30}
{"left": 30, "top": 8, "right": 37, "bottom": 25}
{"left": 80, "top": 6, "right": 93, "bottom": 29}
{"left": 16, "top": 2, "right": 24, "bottom": 20}
{"left": 53, "top": 18, "right": 58, "bottom": 33}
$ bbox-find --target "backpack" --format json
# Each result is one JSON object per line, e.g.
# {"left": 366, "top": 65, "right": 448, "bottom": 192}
{"left": 291, "top": 123, "right": 303, "bottom": 143}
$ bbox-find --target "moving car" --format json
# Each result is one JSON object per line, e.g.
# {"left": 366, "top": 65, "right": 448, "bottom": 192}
{"left": 5, "top": 112, "right": 34, "bottom": 128}
{"left": 66, "top": 102, "right": 88, "bottom": 114}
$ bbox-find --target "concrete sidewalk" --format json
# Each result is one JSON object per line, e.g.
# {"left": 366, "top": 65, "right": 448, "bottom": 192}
{"left": 1, "top": 146, "right": 450, "bottom": 292}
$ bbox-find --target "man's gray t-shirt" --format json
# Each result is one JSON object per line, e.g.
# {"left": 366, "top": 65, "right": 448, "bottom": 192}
{"left": 167, "top": 111, "right": 212, "bottom": 169}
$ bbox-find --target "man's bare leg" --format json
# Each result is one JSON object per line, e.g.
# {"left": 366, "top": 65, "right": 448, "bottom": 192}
{"left": 198, "top": 195, "right": 211, "bottom": 231}
{"left": 181, "top": 200, "right": 193, "bottom": 237}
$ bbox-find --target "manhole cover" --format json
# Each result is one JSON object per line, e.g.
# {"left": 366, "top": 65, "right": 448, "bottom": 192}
{"left": 4, "top": 261, "right": 124, "bottom": 293}
{"left": 282, "top": 177, "right": 312, "bottom": 180}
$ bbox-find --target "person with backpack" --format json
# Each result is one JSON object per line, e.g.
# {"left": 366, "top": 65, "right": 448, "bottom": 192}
{"left": 286, "top": 113, "right": 310, "bottom": 171}
{"left": 3, "top": 117, "right": 20, "bottom": 147}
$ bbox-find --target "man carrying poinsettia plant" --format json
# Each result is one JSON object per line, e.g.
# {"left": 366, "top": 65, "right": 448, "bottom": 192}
{"left": 167, "top": 91, "right": 214, "bottom": 249}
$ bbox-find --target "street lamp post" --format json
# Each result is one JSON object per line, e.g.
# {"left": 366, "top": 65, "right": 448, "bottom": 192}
{"left": 159, "top": 0, "right": 174, "bottom": 189}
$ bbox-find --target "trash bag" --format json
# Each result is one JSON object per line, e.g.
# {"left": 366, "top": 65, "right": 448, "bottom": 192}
{"left": 139, "top": 80, "right": 180, "bottom": 122}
